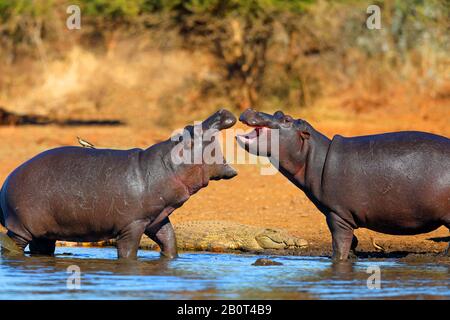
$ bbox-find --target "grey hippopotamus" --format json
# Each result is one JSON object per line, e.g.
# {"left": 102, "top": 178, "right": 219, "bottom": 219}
{"left": 0, "top": 109, "right": 237, "bottom": 259}
{"left": 236, "top": 109, "right": 450, "bottom": 260}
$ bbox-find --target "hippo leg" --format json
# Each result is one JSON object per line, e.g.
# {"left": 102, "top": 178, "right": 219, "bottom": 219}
{"left": 29, "top": 238, "right": 56, "bottom": 256}
{"left": 116, "top": 221, "right": 146, "bottom": 259}
{"left": 350, "top": 235, "right": 358, "bottom": 256}
{"left": 326, "top": 213, "right": 354, "bottom": 261}
{"left": 145, "top": 217, "right": 177, "bottom": 259}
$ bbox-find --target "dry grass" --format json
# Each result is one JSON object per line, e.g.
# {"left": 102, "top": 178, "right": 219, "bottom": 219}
{"left": 1, "top": 41, "right": 223, "bottom": 129}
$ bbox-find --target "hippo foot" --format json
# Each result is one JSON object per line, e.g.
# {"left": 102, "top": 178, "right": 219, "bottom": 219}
{"left": 159, "top": 252, "right": 178, "bottom": 259}
{"left": 331, "top": 251, "right": 358, "bottom": 262}
{"left": 29, "top": 239, "right": 56, "bottom": 256}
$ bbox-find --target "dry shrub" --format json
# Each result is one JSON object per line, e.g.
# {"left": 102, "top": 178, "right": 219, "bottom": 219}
{"left": 306, "top": 0, "right": 450, "bottom": 113}
{"left": 0, "top": 0, "right": 448, "bottom": 126}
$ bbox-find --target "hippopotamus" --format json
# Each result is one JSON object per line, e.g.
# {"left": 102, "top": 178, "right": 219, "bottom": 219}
{"left": 0, "top": 109, "right": 237, "bottom": 259}
{"left": 236, "top": 109, "right": 450, "bottom": 260}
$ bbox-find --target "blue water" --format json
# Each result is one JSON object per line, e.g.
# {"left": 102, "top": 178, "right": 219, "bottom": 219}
{"left": 0, "top": 247, "right": 448, "bottom": 299}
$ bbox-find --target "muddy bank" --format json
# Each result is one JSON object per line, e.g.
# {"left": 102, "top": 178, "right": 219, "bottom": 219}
{"left": 1, "top": 222, "right": 449, "bottom": 259}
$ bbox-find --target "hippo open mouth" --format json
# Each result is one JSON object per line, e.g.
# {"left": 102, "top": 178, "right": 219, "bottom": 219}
{"left": 236, "top": 125, "right": 273, "bottom": 156}
{"left": 236, "top": 126, "right": 269, "bottom": 143}
{"left": 236, "top": 109, "right": 276, "bottom": 154}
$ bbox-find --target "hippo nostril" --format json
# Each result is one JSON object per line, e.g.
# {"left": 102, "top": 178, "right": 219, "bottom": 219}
{"left": 224, "top": 118, "right": 236, "bottom": 127}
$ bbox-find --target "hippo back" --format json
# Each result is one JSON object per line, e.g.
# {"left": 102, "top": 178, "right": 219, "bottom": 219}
{"left": 321, "top": 131, "right": 450, "bottom": 234}
{"left": 2, "top": 146, "right": 151, "bottom": 241}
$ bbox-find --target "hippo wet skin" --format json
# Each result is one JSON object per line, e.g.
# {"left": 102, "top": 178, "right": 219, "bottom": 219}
{"left": 0, "top": 109, "right": 237, "bottom": 259}
{"left": 237, "top": 109, "right": 450, "bottom": 260}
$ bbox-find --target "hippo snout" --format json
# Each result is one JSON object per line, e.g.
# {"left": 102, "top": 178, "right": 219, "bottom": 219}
{"left": 239, "top": 108, "right": 279, "bottom": 129}
{"left": 239, "top": 109, "right": 257, "bottom": 125}
{"left": 218, "top": 109, "right": 237, "bottom": 129}
{"left": 203, "top": 108, "right": 237, "bottom": 131}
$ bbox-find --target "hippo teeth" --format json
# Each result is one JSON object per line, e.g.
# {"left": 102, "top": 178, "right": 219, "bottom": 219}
{"left": 237, "top": 127, "right": 265, "bottom": 141}
{"left": 236, "top": 130, "right": 256, "bottom": 141}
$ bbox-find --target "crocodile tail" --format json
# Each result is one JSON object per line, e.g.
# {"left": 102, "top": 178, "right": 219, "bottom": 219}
{"left": 0, "top": 205, "right": 4, "bottom": 227}
{"left": 0, "top": 185, "right": 5, "bottom": 227}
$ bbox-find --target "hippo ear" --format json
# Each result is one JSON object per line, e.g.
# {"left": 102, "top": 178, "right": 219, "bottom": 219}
{"left": 202, "top": 108, "right": 237, "bottom": 131}
{"left": 295, "top": 119, "right": 310, "bottom": 139}
{"left": 274, "top": 110, "right": 285, "bottom": 119}
{"left": 180, "top": 125, "right": 194, "bottom": 148}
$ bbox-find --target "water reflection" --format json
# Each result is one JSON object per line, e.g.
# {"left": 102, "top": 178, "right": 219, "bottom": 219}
{"left": 0, "top": 247, "right": 448, "bottom": 300}
{"left": 3, "top": 255, "right": 172, "bottom": 276}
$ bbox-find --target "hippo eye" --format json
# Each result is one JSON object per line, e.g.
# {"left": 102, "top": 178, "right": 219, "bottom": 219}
{"left": 176, "top": 134, "right": 183, "bottom": 143}
{"left": 280, "top": 115, "right": 293, "bottom": 126}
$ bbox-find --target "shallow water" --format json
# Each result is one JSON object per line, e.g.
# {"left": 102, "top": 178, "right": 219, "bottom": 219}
{"left": 0, "top": 247, "right": 448, "bottom": 299}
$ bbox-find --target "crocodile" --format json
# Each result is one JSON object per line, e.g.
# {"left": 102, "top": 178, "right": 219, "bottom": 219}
{"left": 55, "top": 221, "right": 308, "bottom": 253}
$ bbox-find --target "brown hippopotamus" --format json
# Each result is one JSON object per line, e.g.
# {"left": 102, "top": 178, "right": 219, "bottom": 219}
{"left": 0, "top": 109, "right": 237, "bottom": 259}
{"left": 236, "top": 109, "right": 450, "bottom": 260}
